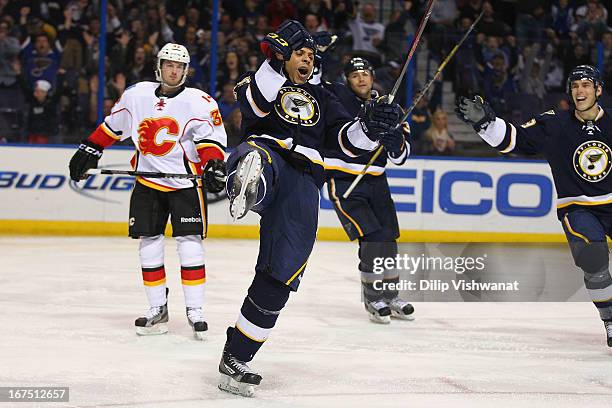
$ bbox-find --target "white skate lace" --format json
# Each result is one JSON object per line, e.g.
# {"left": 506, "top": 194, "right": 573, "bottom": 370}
{"left": 187, "top": 307, "right": 205, "bottom": 323}
{"left": 228, "top": 356, "right": 252, "bottom": 374}
{"left": 606, "top": 321, "right": 612, "bottom": 337}
{"left": 389, "top": 298, "right": 408, "bottom": 309}
{"left": 144, "top": 306, "right": 162, "bottom": 319}
{"left": 370, "top": 300, "right": 388, "bottom": 311}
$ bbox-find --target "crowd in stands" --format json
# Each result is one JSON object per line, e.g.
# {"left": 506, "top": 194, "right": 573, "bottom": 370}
{"left": 0, "top": 0, "right": 610, "bottom": 156}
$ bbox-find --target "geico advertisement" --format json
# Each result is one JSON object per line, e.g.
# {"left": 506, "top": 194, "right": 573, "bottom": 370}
{"left": 0, "top": 145, "right": 560, "bottom": 233}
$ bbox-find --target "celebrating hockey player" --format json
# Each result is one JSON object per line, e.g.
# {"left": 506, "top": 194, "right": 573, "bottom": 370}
{"left": 219, "top": 20, "right": 403, "bottom": 396}
{"left": 456, "top": 65, "right": 612, "bottom": 347}
{"left": 321, "top": 57, "right": 415, "bottom": 323}
{"left": 68, "top": 43, "right": 227, "bottom": 340}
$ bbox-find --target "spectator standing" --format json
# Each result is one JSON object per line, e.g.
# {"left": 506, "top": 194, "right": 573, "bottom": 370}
{"left": 0, "top": 20, "right": 20, "bottom": 87}
{"left": 16, "top": 63, "right": 65, "bottom": 144}
{"left": 348, "top": 2, "right": 385, "bottom": 63}
{"left": 21, "top": 33, "right": 62, "bottom": 89}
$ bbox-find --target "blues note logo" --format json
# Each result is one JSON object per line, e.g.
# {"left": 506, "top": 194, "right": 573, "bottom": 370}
{"left": 574, "top": 140, "right": 611, "bottom": 182}
{"left": 275, "top": 87, "right": 320, "bottom": 126}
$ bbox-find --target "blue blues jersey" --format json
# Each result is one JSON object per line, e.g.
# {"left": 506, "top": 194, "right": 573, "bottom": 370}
{"left": 233, "top": 60, "right": 379, "bottom": 187}
{"left": 320, "top": 81, "right": 410, "bottom": 179}
{"left": 481, "top": 107, "right": 612, "bottom": 217}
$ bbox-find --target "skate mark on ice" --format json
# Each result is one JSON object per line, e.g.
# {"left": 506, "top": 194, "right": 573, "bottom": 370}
{"left": 587, "top": 378, "right": 612, "bottom": 391}
{"left": 439, "top": 376, "right": 474, "bottom": 393}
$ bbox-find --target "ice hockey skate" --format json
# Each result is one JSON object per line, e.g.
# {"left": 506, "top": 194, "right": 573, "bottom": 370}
{"left": 365, "top": 300, "right": 391, "bottom": 324}
{"left": 135, "top": 288, "right": 169, "bottom": 335}
{"left": 605, "top": 321, "right": 612, "bottom": 347}
{"left": 387, "top": 298, "right": 415, "bottom": 320}
{"left": 218, "top": 328, "right": 262, "bottom": 397}
{"left": 135, "top": 304, "right": 168, "bottom": 336}
{"left": 229, "top": 150, "right": 263, "bottom": 221}
{"left": 186, "top": 307, "right": 208, "bottom": 340}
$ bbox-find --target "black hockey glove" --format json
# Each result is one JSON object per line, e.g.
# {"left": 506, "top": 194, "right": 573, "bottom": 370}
{"left": 260, "top": 20, "right": 314, "bottom": 61}
{"left": 312, "top": 32, "right": 337, "bottom": 54}
{"left": 455, "top": 95, "right": 496, "bottom": 132}
{"left": 311, "top": 32, "right": 337, "bottom": 78}
{"left": 359, "top": 98, "right": 402, "bottom": 137}
{"left": 202, "top": 159, "right": 227, "bottom": 194}
{"left": 379, "top": 127, "right": 405, "bottom": 157}
{"left": 69, "top": 139, "right": 103, "bottom": 181}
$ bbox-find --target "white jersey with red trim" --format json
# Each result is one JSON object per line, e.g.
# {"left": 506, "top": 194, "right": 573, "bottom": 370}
{"left": 101, "top": 81, "right": 227, "bottom": 191}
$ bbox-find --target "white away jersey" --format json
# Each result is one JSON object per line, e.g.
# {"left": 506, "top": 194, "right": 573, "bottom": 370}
{"left": 101, "top": 81, "right": 227, "bottom": 190}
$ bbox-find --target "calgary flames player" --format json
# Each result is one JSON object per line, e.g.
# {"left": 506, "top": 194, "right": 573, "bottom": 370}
{"left": 68, "top": 43, "right": 227, "bottom": 340}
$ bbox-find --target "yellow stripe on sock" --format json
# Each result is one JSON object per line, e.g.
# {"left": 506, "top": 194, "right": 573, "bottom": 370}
{"left": 143, "top": 278, "right": 166, "bottom": 287}
{"left": 181, "top": 278, "right": 206, "bottom": 286}
{"left": 235, "top": 323, "right": 266, "bottom": 343}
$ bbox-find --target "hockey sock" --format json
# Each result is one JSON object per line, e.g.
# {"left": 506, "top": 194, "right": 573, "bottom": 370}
{"left": 384, "top": 240, "right": 400, "bottom": 300}
{"left": 177, "top": 235, "right": 206, "bottom": 308}
{"left": 572, "top": 241, "right": 612, "bottom": 321}
{"left": 383, "top": 271, "right": 400, "bottom": 301}
{"left": 139, "top": 235, "right": 167, "bottom": 307}
{"left": 229, "top": 272, "right": 290, "bottom": 362}
{"left": 359, "top": 240, "right": 398, "bottom": 302}
{"left": 584, "top": 268, "right": 612, "bottom": 321}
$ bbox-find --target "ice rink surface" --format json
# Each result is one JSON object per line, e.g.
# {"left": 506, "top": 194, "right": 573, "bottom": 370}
{"left": 1, "top": 237, "right": 611, "bottom": 408}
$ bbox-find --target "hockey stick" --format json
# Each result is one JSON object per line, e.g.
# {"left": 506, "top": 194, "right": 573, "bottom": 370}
{"left": 387, "top": 0, "right": 436, "bottom": 104}
{"left": 86, "top": 168, "right": 200, "bottom": 179}
{"left": 343, "top": 10, "right": 483, "bottom": 199}
{"left": 396, "top": 10, "right": 484, "bottom": 125}
{"left": 342, "top": 0, "right": 436, "bottom": 199}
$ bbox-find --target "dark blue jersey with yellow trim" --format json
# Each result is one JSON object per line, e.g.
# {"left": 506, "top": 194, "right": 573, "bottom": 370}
{"left": 320, "top": 81, "right": 410, "bottom": 179}
{"left": 483, "top": 107, "right": 612, "bottom": 217}
{"left": 233, "top": 60, "right": 379, "bottom": 187}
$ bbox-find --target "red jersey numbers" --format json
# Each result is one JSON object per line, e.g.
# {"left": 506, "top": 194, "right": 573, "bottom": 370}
{"left": 137, "top": 117, "right": 179, "bottom": 156}
{"left": 211, "top": 109, "right": 223, "bottom": 126}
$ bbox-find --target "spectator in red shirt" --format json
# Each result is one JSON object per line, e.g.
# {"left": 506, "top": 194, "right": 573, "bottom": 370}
{"left": 265, "top": 0, "right": 297, "bottom": 30}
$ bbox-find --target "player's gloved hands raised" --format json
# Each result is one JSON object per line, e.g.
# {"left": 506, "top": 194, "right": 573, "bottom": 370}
{"left": 69, "top": 139, "right": 103, "bottom": 181}
{"left": 379, "top": 126, "right": 406, "bottom": 158}
{"left": 311, "top": 32, "right": 337, "bottom": 78}
{"left": 312, "top": 32, "right": 337, "bottom": 54}
{"left": 455, "top": 95, "right": 496, "bottom": 132}
{"left": 359, "top": 98, "right": 402, "bottom": 138}
{"left": 202, "top": 159, "right": 227, "bottom": 194}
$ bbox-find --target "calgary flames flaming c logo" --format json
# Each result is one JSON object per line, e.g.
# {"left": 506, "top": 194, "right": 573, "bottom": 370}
{"left": 137, "top": 117, "right": 179, "bottom": 156}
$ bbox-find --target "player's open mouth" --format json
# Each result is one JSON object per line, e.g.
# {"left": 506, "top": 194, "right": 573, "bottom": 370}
{"left": 297, "top": 67, "right": 309, "bottom": 77}
{"left": 576, "top": 96, "right": 587, "bottom": 102}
